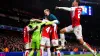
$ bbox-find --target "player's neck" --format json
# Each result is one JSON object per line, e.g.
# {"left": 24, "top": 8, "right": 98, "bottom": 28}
{"left": 75, "top": 5, "right": 79, "bottom": 7}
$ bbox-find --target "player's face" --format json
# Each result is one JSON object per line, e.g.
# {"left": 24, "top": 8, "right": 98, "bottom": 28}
{"left": 44, "top": 10, "right": 50, "bottom": 16}
{"left": 72, "top": 1, "right": 78, "bottom": 7}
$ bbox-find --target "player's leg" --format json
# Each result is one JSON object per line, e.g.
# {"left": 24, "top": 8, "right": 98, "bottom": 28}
{"left": 51, "top": 24, "right": 61, "bottom": 56}
{"left": 36, "top": 41, "right": 40, "bottom": 56}
{"left": 29, "top": 49, "right": 34, "bottom": 56}
{"left": 46, "top": 38, "right": 51, "bottom": 56}
{"left": 40, "top": 46, "right": 44, "bottom": 56}
{"left": 74, "top": 25, "right": 97, "bottom": 56}
{"left": 40, "top": 37, "right": 46, "bottom": 56}
{"left": 56, "top": 50, "right": 61, "bottom": 56}
{"left": 51, "top": 39, "right": 61, "bottom": 56}
{"left": 24, "top": 36, "right": 31, "bottom": 56}
{"left": 47, "top": 47, "right": 51, "bottom": 56}
{"left": 29, "top": 41, "right": 35, "bottom": 56}
{"left": 59, "top": 25, "right": 73, "bottom": 49}
{"left": 51, "top": 47, "right": 56, "bottom": 56}
{"left": 25, "top": 43, "right": 30, "bottom": 56}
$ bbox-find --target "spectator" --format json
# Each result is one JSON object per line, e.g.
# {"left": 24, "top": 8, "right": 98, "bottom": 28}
{"left": 0, "top": 33, "right": 24, "bottom": 52}
{"left": 4, "top": 47, "right": 9, "bottom": 52}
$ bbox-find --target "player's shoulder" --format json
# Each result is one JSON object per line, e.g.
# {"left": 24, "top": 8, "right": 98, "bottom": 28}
{"left": 25, "top": 26, "right": 29, "bottom": 28}
{"left": 71, "top": 7, "right": 76, "bottom": 8}
{"left": 50, "top": 14, "right": 55, "bottom": 17}
{"left": 50, "top": 14, "right": 58, "bottom": 20}
{"left": 71, "top": 7, "right": 77, "bottom": 11}
{"left": 71, "top": 6, "right": 82, "bottom": 9}
{"left": 79, "top": 6, "right": 84, "bottom": 10}
{"left": 79, "top": 6, "right": 84, "bottom": 8}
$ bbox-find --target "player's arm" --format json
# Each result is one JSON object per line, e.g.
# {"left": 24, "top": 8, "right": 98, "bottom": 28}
{"left": 35, "top": 19, "right": 42, "bottom": 23}
{"left": 51, "top": 14, "right": 60, "bottom": 24}
{"left": 32, "top": 18, "right": 42, "bottom": 23}
{"left": 39, "top": 21, "right": 47, "bottom": 26}
{"left": 29, "top": 26, "right": 38, "bottom": 32}
{"left": 45, "top": 20, "right": 58, "bottom": 25}
{"left": 46, "top": 14, "right": 60, "bottom": 25}
{"left": 56, "top": 6, "right": 72, "bottom": 11}
{"left": 28, "top": 25, "right": 38, "bottom": 32}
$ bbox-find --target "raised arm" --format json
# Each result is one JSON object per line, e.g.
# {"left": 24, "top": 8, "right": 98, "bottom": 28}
{"left": 29, "top": 26, "right": 38, "bottom": 32}
{"left": 56, "top": 7, "right": 72, "bottom": 11}
{"left": 31, "top": 18, "right": 42, "bottom": 23}
{"left": 27, "top": 25, "right": 38, "bottom": 32}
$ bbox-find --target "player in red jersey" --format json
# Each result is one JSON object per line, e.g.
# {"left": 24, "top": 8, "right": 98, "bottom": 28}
{"left": 40, "top": 9, "right": 60, "bottom": 56}
{"left": 50, "top": 24, "right": 62, "bottom": 56}
{"left": 40, "top": 19, "right": 52, "bottom": 56}
{"left": 24, "top": 26, "right": 31, "bottom": 56}
{"left": 56, "top": 0, "right": 97, "bottom": 56}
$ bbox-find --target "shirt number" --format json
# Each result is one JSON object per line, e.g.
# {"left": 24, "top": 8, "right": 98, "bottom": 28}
{"left": 46, "top": 27, "right": 50, "bottom": 33}
{"left": 78, "top": 10, "right": 81, "bottom": 18}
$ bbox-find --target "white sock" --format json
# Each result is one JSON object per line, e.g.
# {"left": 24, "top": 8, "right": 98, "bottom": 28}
{"left": 56, "top": 50, "right": 61, "bottom": 56}
{"left": 60, "top": 33, "right": 65, "bottom": 46}
{"left": 83, "top": 42, "right": 95, "bottom": 55}
{"left": 52, "top": 52, "right": 55, "bottom": 56}
{"left": 25, "top": 50, "right": 29, "bottom": 56}
{"left": 47, "top": 48, "right": 51, "bottom": 56}
{"left": 40, "top": 47, "right": 44, "bottom": 56}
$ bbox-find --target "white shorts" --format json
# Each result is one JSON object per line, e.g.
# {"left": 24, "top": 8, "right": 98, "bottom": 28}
{"left": 40, "top": 37, "right": 50, "bottom": 47}
{"left": 51, "top": 39, "right": 59, "bottom": 46}
{"left": 25, "top": 42, "right": 31, "bottom": 49}
{"left": 65, "top": 25, "right": 82, "bottom": 39}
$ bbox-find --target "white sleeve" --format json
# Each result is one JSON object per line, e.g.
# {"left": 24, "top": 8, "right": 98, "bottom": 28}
{"left": 27, "top": 26, "right": 31, "bottom": 31}
{"left": 57, "top": 7, "right": 72, "bottom": 11}
{"left": 52, "top": 20, "right": 59, "bottom": 24}
{"left": 42, "top": 19, "right": 48, "bottom": 23}
{"left": 71, "top": 7, "right": 75, "bottom": 11}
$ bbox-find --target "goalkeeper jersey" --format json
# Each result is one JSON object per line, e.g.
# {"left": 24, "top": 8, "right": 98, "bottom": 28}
{"left": 31, "top": 22, "right": 45, "bottom": 42}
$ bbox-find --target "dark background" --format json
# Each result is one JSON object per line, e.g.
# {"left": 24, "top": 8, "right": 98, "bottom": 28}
{"left": 0, "top": 0, "right": 100, "bottom": 46}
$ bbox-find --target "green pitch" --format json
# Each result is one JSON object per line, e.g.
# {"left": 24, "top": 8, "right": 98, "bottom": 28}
{"left": 64, "top": 54, "right": 100, "bottom": 56}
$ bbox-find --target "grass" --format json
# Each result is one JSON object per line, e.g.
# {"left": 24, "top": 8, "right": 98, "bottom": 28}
{"left": 64, "top": 54, "right": 100, "bottom": 56}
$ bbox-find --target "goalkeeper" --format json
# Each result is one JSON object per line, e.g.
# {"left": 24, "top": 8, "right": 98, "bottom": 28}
{"left": 29, "top": 19, "right": 46, "bottom": 56}
{"left": 29, "top": 18, "right": 58, "bottom": 56}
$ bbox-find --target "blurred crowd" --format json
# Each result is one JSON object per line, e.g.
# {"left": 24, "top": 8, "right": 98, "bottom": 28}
{"left": 64, "top": 42, "right": 100, "bottom": 52}
{"left": 0, "top": 33, "right": 24, "bottom": 52}
{"left": 0, "top": 32, "right": 100, "bottom": 52}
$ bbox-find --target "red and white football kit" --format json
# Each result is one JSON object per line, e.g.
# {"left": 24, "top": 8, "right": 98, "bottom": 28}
{"left": 41, "top": 25, "right": 52, "bottom": 47}
{"left": 51, "top": 24, "right": 59, "bottom": 46}
{"left": 24, "top": 26, "right": 31, "bottom": 49}
{"left": 58, "top": 6, "right": 83, "bottom": 39}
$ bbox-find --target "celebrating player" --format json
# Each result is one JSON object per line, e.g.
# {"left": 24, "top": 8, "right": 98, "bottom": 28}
{"left": 24, "top": 25, "right": 31, "bottom": 56}
{"left": 24, "top": 20, "right": 38, "bottom": 56}
{"left": 56, "top": 0, "right": 97, "bottom": 56}
{"left": 29, "top": 19, "right": 46, "bottom": 56}
{"left": 40, "top": 9, "right": 61, "bottom": 56}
